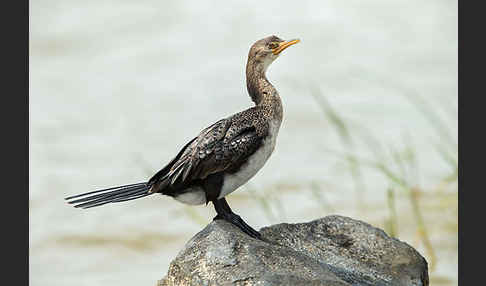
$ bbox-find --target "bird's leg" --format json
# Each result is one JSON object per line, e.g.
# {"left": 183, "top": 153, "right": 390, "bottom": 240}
{"left": 212, "top": 198, "right": 262, "bottom": 239}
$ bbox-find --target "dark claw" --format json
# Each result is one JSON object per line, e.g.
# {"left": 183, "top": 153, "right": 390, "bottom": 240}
{"left": 212, "top": 198, "right": 263, "bottom": 240}
{"left": 231, "top": 214, "right": 261, "bottom": 239}
{"left": 224, "top": 213, "right": 262, "bottom": 239}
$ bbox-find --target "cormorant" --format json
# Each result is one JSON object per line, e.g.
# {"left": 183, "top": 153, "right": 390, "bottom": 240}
{"left": 65, "top": 35, "right": 300, "bottom": 239}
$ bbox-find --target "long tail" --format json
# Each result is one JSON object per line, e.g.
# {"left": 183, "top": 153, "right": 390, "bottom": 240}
{"left": 65, "top": 182, "right": 154, "bottom": 209}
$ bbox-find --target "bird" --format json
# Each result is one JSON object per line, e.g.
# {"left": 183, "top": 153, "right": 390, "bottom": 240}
{"left": 65, "top": 35, "right": 300, "bottom": 239}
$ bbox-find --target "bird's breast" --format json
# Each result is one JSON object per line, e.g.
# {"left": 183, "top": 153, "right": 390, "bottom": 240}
{"left": 218, "top": 119, "right": 281, "bottom": 199}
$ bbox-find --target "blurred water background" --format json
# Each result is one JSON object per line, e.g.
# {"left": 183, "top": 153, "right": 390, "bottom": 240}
{"left": 30, "top": 0, "right": 458, "bottom": 285}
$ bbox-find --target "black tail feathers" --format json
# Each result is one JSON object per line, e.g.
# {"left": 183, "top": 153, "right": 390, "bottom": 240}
{"left": 65, "top": 182, "right": 153, "bottom": 209}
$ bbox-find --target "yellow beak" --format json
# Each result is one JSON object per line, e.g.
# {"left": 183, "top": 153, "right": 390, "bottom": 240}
{"left": 272, "top": 39, "right": 300, "bottom": 55}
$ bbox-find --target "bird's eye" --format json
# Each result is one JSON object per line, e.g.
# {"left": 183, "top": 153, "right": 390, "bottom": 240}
{"left": 268, "top": 42, "right": 279, "bottom": 49}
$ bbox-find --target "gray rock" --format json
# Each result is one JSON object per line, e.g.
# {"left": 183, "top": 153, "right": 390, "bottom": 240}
{"left": 159, "top": 215, "right": 428, "bottom": 286}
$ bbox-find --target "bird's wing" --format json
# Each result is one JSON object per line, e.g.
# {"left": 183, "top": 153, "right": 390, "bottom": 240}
{"left": 150, "top": 108, "right": 267, "bottom": 190}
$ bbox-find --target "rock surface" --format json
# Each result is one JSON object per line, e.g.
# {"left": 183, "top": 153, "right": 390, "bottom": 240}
{"left": 159, "top": 215, "right": 429, "bottom": 286}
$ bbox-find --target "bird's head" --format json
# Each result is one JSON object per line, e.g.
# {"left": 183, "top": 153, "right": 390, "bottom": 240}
{"left": 247, "top": 35, "right": 300, "bottom": 72}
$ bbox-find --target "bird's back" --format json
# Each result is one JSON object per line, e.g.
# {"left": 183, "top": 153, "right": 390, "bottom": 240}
{"left": 148, "top": 106, "right": 281, "bottom": 203}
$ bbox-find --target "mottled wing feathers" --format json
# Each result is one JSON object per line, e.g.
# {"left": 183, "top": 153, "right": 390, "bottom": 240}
{"left": 147, "top": 136, "right": 198, "bottom": 185}
{"left": 150, "top": 108, "right": 268, "bottom": 193}
{"left": 167, "top": 118, "right": 232, "bottom": 183}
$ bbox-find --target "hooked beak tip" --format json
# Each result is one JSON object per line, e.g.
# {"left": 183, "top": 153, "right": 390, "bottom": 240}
{"left": 273, "top": 39, "right": 300, "bottom": 55}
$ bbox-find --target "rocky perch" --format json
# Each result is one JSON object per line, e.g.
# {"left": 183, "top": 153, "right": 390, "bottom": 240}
{"left": 159, "top": 215, "right": 429, "bottom": 286}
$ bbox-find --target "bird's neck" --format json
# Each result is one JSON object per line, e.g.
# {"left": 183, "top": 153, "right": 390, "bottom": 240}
{"left": 246, "top": 62, "right": 283, "bottom": 121}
